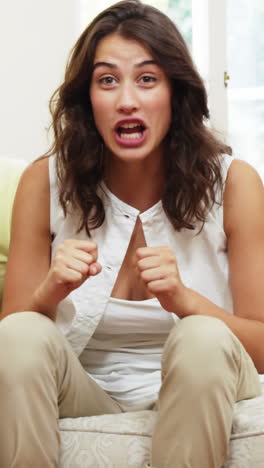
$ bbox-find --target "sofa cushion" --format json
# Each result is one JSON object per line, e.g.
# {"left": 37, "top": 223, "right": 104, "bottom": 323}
{"left": 59, "top": 410, "right": 155, "bottom": 437}
{"left": 59, "top": 384, "right": 264, "bottom": 467}
{"left": 59, "top": 411, "right": 153, "bottom": 468}
{"left": 59, "top": 383, "right": 264, "bottom": 439}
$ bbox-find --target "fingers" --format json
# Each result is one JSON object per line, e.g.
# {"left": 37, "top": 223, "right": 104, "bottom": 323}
{"left": 136, "top": 246, "right": 165, "bottom": 259}
{"left": 136, "top": 247, "right": 176, "bottom": 274}
{"left": 35, "top": 239, "right": 102, "bottom": 311}
{"left": 60, "top": 239, "right": 98, "bottom": 262}
{"left": 137, "top": 255, "right": 161, "bottom": 272}
{"left": 136, "top": 246, "right": 175, "bottom": 263}
{"left": 55, "top": 240, "right": 98, "bottom": 270}
{"left": 53, "top": 265, "right": 84, "bottom": 286}
{"left": 56, "top": 255, "right": 89, "bottom": 276}
{"left": 50, "top": 239, "right": 101, "bottom": 292}
{"left": 89, "top": 262, "right": 102, "bottom": 276}
{"left": 139, "top": 264, "right": 174, "bottom": 283}
{"left": 135, "top": 246, "right": 181, "bottom": 309}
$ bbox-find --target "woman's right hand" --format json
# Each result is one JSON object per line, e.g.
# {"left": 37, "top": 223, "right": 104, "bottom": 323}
{"left": 34, "top": 239, "right": 101, "bottom": 310}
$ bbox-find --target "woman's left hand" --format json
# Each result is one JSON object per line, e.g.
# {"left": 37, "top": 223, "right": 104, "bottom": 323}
{"left": 136, "top": 246, "right": 191, "bottom": 316}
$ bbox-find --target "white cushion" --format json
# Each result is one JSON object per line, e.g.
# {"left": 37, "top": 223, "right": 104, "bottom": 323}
{"left": 59, "top": 384, "right": 264, "bottom": 467}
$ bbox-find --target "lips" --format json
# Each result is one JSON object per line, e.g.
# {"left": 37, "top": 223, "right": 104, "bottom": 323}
{"left": 114, "top": 118, "right": 146, "bottom": 130}
{"left": 114, "top": 119, "right": 147, "bottom": 146}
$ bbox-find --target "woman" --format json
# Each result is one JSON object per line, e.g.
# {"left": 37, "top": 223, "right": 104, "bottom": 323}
{"left": 1, "top": 1, "right": 264, "bottom": 467}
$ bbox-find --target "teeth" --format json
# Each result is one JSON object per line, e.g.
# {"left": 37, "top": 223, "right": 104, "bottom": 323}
{"left": 121, "top": 123, "right": 141, "bottom": 129}
{"left": 120, "top": 132, "right": 142, "bottom": 139}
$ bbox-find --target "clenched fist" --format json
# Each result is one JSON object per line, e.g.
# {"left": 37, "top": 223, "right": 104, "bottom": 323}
{"left": 35, "top": 239, "right": 101, "bottom": 310}
{"left": 136, "top": 246, "right": 191, "bottom": 317}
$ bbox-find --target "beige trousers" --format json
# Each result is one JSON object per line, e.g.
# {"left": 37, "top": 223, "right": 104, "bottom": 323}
{"left": 0, "top": 312, "right": 261, "bottom": 468}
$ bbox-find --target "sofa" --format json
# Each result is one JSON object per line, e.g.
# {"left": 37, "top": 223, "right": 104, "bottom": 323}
{"left": 1, "top": 156, "right": 264, "bottom": 468}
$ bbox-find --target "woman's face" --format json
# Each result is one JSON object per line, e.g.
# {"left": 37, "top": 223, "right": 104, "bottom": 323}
{"left": 90, "top": 33, "right": 172, "bottom": 165}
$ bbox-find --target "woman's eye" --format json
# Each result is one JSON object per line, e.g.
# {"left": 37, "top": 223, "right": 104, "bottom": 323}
{"left": 141, "top": 75, "right": 157, "bottom": 84}
{"left": 99, "top": 76, "right": 116, "bottom": 85}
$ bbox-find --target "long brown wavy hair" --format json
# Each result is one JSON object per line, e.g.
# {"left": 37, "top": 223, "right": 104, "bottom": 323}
{"left": 48, "top": 0, "right": 230, "bottom": 235}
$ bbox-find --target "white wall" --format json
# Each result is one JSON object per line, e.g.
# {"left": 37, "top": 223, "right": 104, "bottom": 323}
{"left": 0, "top": 0, "right": 83, "bottom": 161}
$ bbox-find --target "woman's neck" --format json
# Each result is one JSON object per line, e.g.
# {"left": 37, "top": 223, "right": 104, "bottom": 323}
{"left": 104, "top": 157, "right": 165, "bottom": 212}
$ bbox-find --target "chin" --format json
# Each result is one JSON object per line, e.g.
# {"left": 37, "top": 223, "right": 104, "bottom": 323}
{"left": 113, "top": 152, "right": 151, "bottom": 163}
{"left": 109, "top": 144, "right": 160, "bottom": 163}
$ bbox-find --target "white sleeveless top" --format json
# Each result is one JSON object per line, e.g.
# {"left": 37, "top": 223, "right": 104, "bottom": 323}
{"left": 49, "top": 154, "right": 234, "bottom": 359}
{"left": 79, "top": 296, "right": 174, "bottom": 408}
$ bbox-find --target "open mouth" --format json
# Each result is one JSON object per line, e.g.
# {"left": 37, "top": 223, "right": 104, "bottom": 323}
{"left": 116, "top": 122, "right": 146, "bottom": 140}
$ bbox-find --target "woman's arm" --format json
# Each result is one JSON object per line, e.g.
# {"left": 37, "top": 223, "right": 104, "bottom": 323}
{"left": 1, "top": 157, "right": 101, "bottom": 321}
{"left": 1, "top": 157, "right": 53, "bottom": 318}
{"left": 137, "top": 160, "right": 264, "bottom": 372}
{"left": 220, "top": 159, "right": 264, "bottom": 370}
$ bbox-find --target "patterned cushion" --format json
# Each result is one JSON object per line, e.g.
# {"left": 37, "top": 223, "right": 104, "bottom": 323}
{"left": 59, "top": 384, "right": 264, "bottom": 467}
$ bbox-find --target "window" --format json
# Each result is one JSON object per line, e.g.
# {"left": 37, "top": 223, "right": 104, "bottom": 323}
{"left": 167, "top": 0, "right": 192, "bottom": 46}
{"left": 227, "top": 0, "right": 264, "bottom": 169}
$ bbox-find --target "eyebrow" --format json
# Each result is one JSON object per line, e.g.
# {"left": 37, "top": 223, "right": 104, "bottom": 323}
{"left": 92, "top": 60, "right": 158, "bottom": 71}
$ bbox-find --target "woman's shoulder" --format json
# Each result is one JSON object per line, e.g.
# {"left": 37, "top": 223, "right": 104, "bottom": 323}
{"left": 14, "top": 156, "right": 50, "bottom": 230}
{"left": 224, "top": 158, "right": 264, "bottom": 235}
{"left": 226, "top": 158, "right": 263, "bottom": 185}
{"left": 218, "top": 155, "right": 263, "bottom": 194}
{"left": 20, "top": 156, "right": 49, "bottom": 189}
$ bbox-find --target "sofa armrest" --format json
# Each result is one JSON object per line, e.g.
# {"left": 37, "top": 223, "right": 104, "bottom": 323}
{"left": 0, "top": 157, "right": 27, "bottom": 309}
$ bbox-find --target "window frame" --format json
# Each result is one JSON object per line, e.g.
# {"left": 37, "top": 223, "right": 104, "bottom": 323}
{"left": 192, "top": 0, "right": 228, "bottom": 139}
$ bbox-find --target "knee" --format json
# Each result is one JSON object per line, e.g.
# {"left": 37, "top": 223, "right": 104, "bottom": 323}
{"left": 0, "top": 312, "right": 59, "bottom": 379}
{"left": 0, "top": 311, "right": 56, "bottom": 346}
{"left": 162, "top": 315, "right": 239, "bottom": 386}
{"left": 165, "top": 315, "right": 236, "bottom": 356}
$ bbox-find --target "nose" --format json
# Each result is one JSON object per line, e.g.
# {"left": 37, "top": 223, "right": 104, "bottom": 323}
{"left": 116, "top": 82, "right": 139, "bottom": 114}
